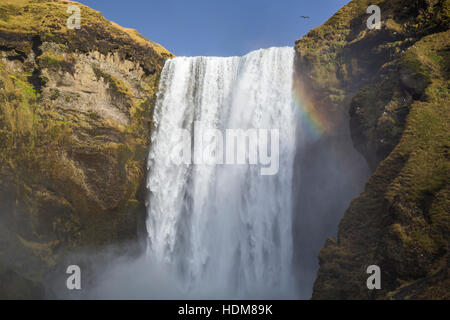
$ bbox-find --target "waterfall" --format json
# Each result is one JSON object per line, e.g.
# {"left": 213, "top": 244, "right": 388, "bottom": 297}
{"left": 146, "top": 47, "right": 299, "bottom": 299}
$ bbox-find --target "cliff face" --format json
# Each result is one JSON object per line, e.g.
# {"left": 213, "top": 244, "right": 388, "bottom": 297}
{"left": 295, "top": 0, "right": 449, "bottom": 299}
{"left": 0, "top": 0, "right": 172, "bottom": 298}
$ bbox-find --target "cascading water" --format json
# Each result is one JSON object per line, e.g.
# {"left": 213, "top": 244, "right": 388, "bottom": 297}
{"left": 146, "top": 47, "right": 299, "bottom": 298}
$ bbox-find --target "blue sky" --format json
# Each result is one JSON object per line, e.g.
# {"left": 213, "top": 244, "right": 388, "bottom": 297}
{"left": 78, "top": 0, "right": 350, "bottom": 57}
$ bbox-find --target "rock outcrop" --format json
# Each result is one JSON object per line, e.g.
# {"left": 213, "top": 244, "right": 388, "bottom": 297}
{"left": 295, "top": 0, "right": 449, "bottom": 299}
{"left": 0, "top": 0, "right": 173, "bottom": 298}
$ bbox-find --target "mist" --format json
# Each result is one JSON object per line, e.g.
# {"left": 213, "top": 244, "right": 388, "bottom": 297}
{"left": 291, "top": 110, "right": 370, "bottom": 299}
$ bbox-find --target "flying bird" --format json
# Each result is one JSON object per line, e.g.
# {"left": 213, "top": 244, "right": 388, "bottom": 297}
{"left": 299, "top": 16, "right": 310, "bottom": 19}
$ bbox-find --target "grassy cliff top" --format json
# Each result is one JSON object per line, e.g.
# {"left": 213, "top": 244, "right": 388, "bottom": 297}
{"left": 0, "top": 0, "right": 173, "bottom": 59}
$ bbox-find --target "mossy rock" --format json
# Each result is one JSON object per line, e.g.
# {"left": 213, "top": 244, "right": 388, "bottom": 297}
{"left": 295, "top": 0, "right": 450, "bottom": 299}
{"left": 0, "top": 0, "right": 173, "bottom": 297}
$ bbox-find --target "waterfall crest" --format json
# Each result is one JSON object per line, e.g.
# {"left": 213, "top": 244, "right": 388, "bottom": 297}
{"left": 146, "top": 47, "right": 299, "bottom": 298}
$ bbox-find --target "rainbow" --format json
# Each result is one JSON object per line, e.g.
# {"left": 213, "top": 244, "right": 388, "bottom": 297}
{"left": 292, "top": 78, "right": 331, "bottom": 140}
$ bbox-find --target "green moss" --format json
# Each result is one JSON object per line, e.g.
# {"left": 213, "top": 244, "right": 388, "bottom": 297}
{"left": 49, "top": 88, "right": 59, "bottom": 101}
{"left": 92, "top": 65, "right": 133, "bottom": 98}
{"left": 87, "top": 110, "right": 100, "bottom": 121}
{"left": 38, "top": 52, "right": 76, "bottom": 75}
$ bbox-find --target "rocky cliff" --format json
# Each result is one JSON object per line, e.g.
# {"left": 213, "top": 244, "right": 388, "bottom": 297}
{"left": 0, "top": 0, "right": 172, "bottom": 298}
{"left": 1, "top": 0, "right": 448, "bottom": 301}
{"left": 295, "top": 0, "right": 449, "bottom": 299}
